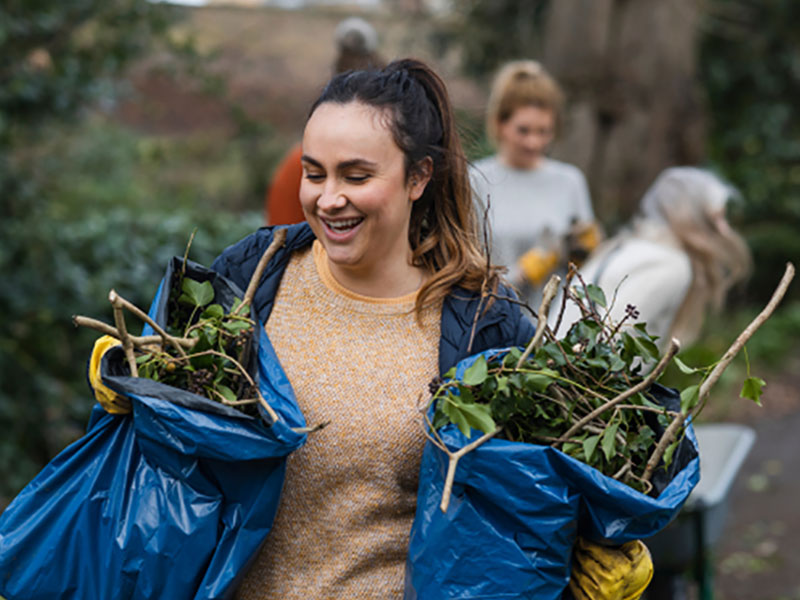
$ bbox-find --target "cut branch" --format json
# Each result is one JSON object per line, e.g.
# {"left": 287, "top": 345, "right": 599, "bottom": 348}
{"left": 516, "top": 274, "right": 560, "bottom": 370}
{"left": 234, "top": 227, "right": 287, "bottom": 317}
{"left": 643, "top": 262, "right": 795, "bottom": 483}
{"left": 109, "top": 290, "right": 138, "bottom": 377}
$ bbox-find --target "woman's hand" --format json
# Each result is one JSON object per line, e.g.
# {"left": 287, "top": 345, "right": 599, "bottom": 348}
{"left": 569, "top": 536, "right": 653, "bottom": 600}
{"left": 88, "top": 335, "right": 131, "bottom": 414}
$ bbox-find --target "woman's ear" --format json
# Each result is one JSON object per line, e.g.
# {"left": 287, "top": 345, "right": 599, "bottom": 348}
{"left": 409, "top": 157, "right": 433, "bottom": 201}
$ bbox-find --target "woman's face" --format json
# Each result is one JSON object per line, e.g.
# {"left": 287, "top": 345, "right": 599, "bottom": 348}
{"left": 300, "top": 101, "right": 430, "bottom": 294}
{"left": 497, "top": 105, "right": 555, "bottom": 170}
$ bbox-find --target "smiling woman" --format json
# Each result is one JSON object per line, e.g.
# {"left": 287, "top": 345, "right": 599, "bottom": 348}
{"left": 207, "top": 58, "right": 650, "bottom": 599}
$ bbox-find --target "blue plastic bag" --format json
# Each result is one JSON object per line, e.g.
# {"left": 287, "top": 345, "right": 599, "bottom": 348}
{"left": 0, "top": 258, "right": 306, "bottom": 600}
{"left": 405, "top": 350, "right": 700, "bottom": 599}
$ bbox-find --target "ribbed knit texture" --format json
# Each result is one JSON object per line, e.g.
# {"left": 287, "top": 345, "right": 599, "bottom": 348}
{"left": 236, "top": 241, "right": 441, "bottom": 599}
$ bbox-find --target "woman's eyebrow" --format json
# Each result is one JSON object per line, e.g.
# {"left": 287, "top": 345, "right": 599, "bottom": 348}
{"left": 301, "top": 155, "right": 378, "bottom": 171}
{"left": 337, "top": 158, "right": 378, "bottom": 170}
{"left": 300, "top": 155, "right": 322, "bottom": 168}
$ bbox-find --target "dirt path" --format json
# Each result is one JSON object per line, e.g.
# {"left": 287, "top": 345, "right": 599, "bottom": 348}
{"left": 702, "top": 360, "right": 800, "bottom": 599}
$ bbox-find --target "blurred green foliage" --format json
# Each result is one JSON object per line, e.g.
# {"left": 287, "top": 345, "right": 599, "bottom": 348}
{"left": 700, "top": 0, "right": 800, "bottom": 303}
{"left": 0, "top": 119, "right": 262, "bottom": 500}
{"left": 0, "top": 1, "right": 273, "bottom": 502}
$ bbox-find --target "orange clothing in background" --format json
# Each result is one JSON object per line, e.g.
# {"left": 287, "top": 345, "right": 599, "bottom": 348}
{"left": 265, "top": 143, "right": 305, "bottom": 225}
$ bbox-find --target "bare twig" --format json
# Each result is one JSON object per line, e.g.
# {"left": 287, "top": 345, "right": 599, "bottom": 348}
{"left": 516, "top": 274, "right": 561, "bottom": 370}
{"left": 440, "top": 427, "right": 502, "bottom": 513}
{"left": 696, "top": 262, "right": 795, "bottom": 406}
{"left": 234, "top": 227, "right": 287, "bottom": 317}
{"left": 643, "top": 262, "right": 795, "bottom": 483}
{"left": 552, "top": 263, "right": 577, "bottom": 336}
{"left": 109, "top": 290, "right": 138, "bottom": 377}
{"left": 109, "top": 290, "right": 189, "bottom": 358}
{"left": 72, "top": 315, "right": 190, "bottom": 348}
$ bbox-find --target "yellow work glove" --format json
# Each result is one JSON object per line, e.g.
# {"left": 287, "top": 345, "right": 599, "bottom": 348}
{"left": 517, "top": 246, "right": 560, "bottom": 286}
{"left": 569, "top": 536, "right": 653, "bottom": 600}
{"left": 567, "top": 221, "right": 603, "bottom": 266}
{"left": 88, "top": 335, "right": 131, "bottom": 414}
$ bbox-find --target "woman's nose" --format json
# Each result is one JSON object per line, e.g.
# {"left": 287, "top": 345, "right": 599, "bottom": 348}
{"left": 316, "top": 183, "right": 347, "bottom": 211}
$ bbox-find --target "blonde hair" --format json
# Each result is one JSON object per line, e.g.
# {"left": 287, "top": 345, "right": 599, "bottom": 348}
{"left": 637, "top": 167, "right": 752, "bottom": 344}
{"left": 485, "top": 60, "right": 564, "bottom": 146}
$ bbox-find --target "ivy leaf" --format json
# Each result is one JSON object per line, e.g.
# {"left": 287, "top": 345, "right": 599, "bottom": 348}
{"left": 740, "top": 376, "right": 766, "bottom": 406}
{"left": 179, "top": 278, "right": 214, "bottom": 307}
{"left": 586, "top": 284, "right": 607, "bottom": 308}
{"left": 583, "top": 434, "right": 600, "bottom": 462}
{"left": 680, "top": 384, "right": 700, "bottom": 413}
{"left": 601, "top": 421, "right": 619, "bottom": 461}
{"left": 202, "top": 303, "right": 224, "bottom": 319}
{"left": 462, "top": 355, "right": 488, "bottom": 386}
{"left": 609, "top": 355, "right": 626, "bottom": 372}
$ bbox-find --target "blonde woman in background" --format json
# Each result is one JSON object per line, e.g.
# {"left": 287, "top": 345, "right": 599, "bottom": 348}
{"left": 553, "top": 166, "right": 752, "bottom": 349}
{"left": 470, "top": 60, "right": 601, "bottom": 315}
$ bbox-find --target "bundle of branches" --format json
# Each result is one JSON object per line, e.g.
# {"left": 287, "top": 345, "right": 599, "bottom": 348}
{"left": 426, "top": 262, "right": 795, "bottom": 510}
{"left": 73, "top": 230, "right": 287, "bottom": 421}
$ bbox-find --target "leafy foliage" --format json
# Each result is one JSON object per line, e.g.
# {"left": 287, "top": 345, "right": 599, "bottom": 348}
{"left": 132, "top": 271, "right": 259, "bottom": 413}
{"left": 429, "top": 278, "right": 767, "bottom": 495}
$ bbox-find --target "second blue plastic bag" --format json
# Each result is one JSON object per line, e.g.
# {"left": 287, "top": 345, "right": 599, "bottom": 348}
{"left": 405, "top": 350, "right": 700, "bottom": 599}
{"left": 0, "top": 258, "right": 306, "bottom": 600}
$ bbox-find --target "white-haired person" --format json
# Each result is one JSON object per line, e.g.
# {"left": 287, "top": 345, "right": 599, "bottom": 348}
{"left": 552, "top": 166, "right": 752, "bottom": 349}
{"left": 471, "top": 59, "right": 602, "bottom": 315}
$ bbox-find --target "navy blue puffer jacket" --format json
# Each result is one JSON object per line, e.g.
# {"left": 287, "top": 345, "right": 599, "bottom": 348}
{"left": 211, "top": 223, "right": 535, "bottom": 374}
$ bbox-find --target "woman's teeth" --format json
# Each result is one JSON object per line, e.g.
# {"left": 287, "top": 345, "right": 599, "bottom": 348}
{"left": 325, "top": 218, "right": 363, "bottom": 233}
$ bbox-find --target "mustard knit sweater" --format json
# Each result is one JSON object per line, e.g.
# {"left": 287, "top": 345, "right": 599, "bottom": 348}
{"left": 236, "top": 241, "right": 441, "bottom": 599}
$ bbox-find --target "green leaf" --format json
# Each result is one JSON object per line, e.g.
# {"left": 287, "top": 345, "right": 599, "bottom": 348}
{"left": 586, "top": 284, "right": 607, "bottom": 308}
{"left": 459, "top": 402, "right": 496, "bottom": 435}
{"left": 443, "top": 401, "right": 471, "bottom": 437}
{"left": 496, "top": 376, "right": 509, "bottom": 394}
{"left": 217, "top": 384, "right": 236, "bottom": 403}
{"left": 222, "top": 319, "right": 252, "bottom": 334}
{"left": 608, "top": 355, "right": 626, "bottom": 372}
{"left": 583, "top": 434, "right": 600, "bottom": 462}
{"left": 462, "top": 355, "right": 488, "bottom": 386}
{"left": 202, "top": 303, "right": 224, "bottom": 319}
{"left": 740, "top": 376, "right": 766, "bottom": 406}
{"left": 601, "top": 421, "right": 619, "bottom": 461}
{"left": 680, "top": 384, "right": 700, "bottom": 413}
{"left": 524, "top": 372, "right": 555, "bottom": 393}
{"left": 663, "top": 440, "right": 679, "bottom": 468}
{"left": 673, "top": 356, "right": 702, "bottom": 375}
{"left": 180, "top": 278, "right": 214, "bottom": 307}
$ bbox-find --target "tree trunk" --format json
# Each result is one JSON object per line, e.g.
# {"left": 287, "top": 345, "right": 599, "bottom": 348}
{"left": 543, "top": 0, "right": 707, "bottom": 227}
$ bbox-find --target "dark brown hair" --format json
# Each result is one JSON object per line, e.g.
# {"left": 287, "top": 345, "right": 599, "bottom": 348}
{"left": 308, "top": 58, "right": 500, "bottom": 315}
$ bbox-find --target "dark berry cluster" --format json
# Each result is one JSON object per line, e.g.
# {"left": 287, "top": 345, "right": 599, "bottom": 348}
{"left": 428, "top": 376, "right": 444, "bottom": 396}
{"left": 625, "top": 304, "right": 641, "bottom": 320}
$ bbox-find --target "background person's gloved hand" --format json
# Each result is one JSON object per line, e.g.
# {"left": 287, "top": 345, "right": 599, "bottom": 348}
{"left": 517, "top": 246, "right": 560, "bottom": 287}
{"left": 88, "top": 335, "right": 131, "bottom": 414}
{"left": 569, "top": 536, "right": 653, "bottom": 600}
